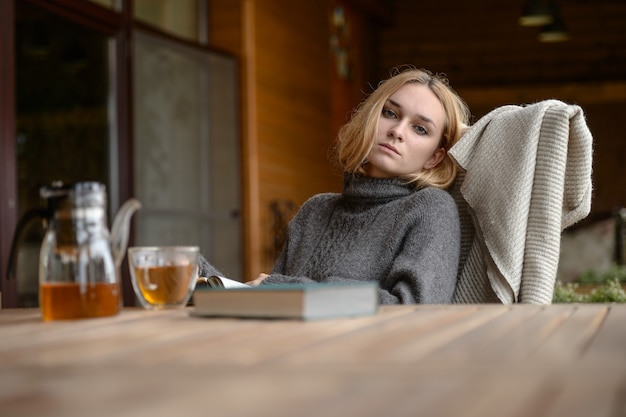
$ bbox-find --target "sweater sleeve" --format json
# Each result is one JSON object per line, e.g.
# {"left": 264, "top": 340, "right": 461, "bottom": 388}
{"left": 262, "top": 245, "right": 319, "bottom": 285}
{"left": 197, "top": 254, "right": 224, "bottom": 279}
{"left": 380, "top": 190, "right": 460, "bottom": 304}
{"left": 262, "top": 196, "right": 327, "bottom": 286}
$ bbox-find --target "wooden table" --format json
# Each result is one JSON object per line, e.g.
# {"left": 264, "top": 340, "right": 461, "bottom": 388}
{"left": 1, "top": 304, "right": 625, "bottom": 417}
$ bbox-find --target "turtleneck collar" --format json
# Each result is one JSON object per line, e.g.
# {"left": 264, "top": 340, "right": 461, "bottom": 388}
{"left": 342, "top": 173, "right": 415, "bottom": 203}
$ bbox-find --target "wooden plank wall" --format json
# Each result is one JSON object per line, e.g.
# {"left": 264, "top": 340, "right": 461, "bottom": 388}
{"left": 210, "top": 0, "right": 357, "bottom": 279}
{"left": 254, "top": 0, "right": 341, "bottom": 273}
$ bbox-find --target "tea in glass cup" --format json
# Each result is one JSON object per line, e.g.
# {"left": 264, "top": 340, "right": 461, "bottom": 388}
{"left": 128, "top": 246, "right": 199, "bottom": 309}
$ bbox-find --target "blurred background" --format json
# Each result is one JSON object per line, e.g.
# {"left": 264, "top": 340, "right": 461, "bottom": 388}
{"left": 1, "top": 0, "right": 625, "bottom": 307}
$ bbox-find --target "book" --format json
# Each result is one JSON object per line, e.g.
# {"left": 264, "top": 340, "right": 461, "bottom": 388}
{"left": 191, "top": 281, "right": 379, "bottom": 320}
{"left": 196, "top": 275, "right": 251, "bottom": 289}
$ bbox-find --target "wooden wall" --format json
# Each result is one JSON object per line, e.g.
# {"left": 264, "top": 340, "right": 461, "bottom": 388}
{"left": 210, "top": 0, "right": 368, "bottom": 279}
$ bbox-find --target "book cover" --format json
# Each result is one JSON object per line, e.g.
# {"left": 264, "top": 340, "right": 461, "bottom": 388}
{"left": 191, "top": 281, "right": 379, "bottom": 320}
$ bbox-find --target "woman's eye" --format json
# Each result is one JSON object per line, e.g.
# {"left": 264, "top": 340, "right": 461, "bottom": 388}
{"left": 382, "top": 108, "right": 396, "bottom": 118}
{"left": 413, "top": 125, "right": 428, "bottom": 135}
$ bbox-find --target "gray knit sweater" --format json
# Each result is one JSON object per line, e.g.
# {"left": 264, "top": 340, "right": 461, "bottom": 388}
{"left": 261, "top": 174, "right": 460, "bottom": 304}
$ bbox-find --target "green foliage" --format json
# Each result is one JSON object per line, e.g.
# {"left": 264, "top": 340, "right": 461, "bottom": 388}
{"left": 587, "top": 278, "right": 626, "bottom": 303}
{"left": 553, "top": 281, "right": 586, "bottom": 303}
{"left": 553, "top": 278, "right": 626, "bottom": 303}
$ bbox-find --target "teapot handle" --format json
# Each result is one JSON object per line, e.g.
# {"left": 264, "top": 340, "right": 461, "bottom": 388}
{"left": 111, "top": 198, "right": 142, "bottom": 268}
{"left": 6, "top": 208, "right": 48, "bottom": 280}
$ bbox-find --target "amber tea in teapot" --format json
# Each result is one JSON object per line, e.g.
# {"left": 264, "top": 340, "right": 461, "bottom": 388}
{"left": 40, "top": 282, "right": 120, "bottom": 321}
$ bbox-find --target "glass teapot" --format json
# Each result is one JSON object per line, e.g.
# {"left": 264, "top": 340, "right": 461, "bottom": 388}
{"left": 8, "top": 182, "right": 141, "bottom": 320}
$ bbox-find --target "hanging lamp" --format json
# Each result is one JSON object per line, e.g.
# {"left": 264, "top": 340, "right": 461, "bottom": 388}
{"left": 519, "top": 0, "right": 553, "bottom": 26}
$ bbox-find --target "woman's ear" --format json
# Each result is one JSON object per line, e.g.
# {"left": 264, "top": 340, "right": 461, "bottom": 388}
{"left": 424, "top": 147, "right": 446, "bottom": 170}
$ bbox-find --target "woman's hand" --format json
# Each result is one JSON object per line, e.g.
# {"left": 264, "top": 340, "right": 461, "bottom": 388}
{"left": 248, "top": 273, "right": 269, "bottom": 286}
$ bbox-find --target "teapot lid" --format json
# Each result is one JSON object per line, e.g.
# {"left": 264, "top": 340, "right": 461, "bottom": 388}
{"left": 40, "top": 181, "right": 107, "bottom": 211}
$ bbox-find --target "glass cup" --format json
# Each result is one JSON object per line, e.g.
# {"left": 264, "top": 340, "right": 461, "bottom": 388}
{"left": 128, "top": 246, "right": 199, "bottom": 309}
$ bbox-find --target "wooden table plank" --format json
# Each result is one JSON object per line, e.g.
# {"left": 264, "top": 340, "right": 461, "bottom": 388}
{"left": 542, "top": 370, "right": 626, "bottom": 417}
{"left": 529, "top": 304, "right": 608, "bottom": 363}
{"left": 421, "top": 304, "right": 541, "bottom": 365}
{"left": 583, "top": 304, "right": 626, "bottom": 366}
{"left": 0, "top": 307, "right": 418, "bottom": 366}
{"left": 463, "top": 304, "right": 576, "bottom": 364}
{"left": 1, "top": 365, "right": 623, "bottom": 417}
{"left": 272, "top": 305, "right": 509, "bottom": 365}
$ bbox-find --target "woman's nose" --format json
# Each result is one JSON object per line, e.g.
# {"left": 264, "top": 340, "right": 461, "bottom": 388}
{"left": 388, "top": 121, "right": 406, "bottom": 141}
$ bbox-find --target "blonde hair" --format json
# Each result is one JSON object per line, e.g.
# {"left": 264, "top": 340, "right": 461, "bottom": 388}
{"left": 336, "top": 66, "right": 470, "bottom": 189}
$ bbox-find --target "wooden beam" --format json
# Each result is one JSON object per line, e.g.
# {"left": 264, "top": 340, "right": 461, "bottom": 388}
{"left": 242, "top": 0, "right": 260, "bottom": 282}
{"left": 458, "top": 81, "right": 626, "bottom": 109}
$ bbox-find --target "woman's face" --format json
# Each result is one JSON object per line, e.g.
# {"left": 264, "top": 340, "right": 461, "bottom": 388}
{"left": 365, "top": 83, "right": 446, "bottom": 179}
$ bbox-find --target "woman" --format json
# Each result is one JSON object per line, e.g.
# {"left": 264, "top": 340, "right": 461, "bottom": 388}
{"left": 200, "top": 66, "right": 471, "bottom": 304}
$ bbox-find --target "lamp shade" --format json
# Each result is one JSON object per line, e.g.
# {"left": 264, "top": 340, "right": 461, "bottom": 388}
{"left": 519, "top": 0, "right": 554, "bottom": 26}
{"left": 538, "top": 2, "right": 569, "bottom": 42}
{"left": 539, "top": 15, "right": 570, "bottom": 42}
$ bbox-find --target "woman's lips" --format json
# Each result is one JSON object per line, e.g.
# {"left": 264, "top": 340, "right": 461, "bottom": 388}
{"left": 380, "top": 143, "right": 399, "bottom": 155}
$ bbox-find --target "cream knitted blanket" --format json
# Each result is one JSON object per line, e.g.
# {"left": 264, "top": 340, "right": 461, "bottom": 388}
{"left": 449, "top": 100, "right": 593, "bottom": 304}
